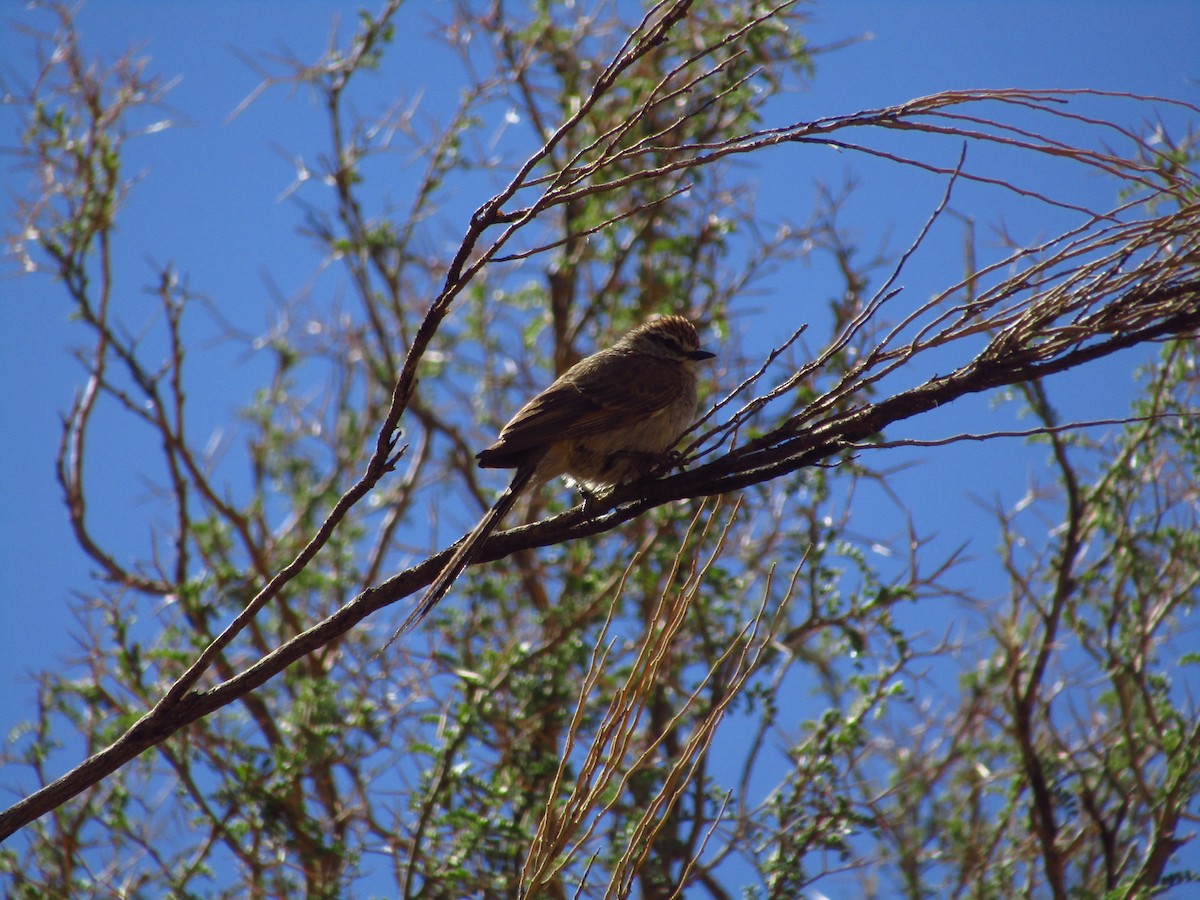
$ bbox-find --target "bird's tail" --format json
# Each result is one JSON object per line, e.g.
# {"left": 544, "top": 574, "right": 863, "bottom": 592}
{"left": 385, "top": 462, "right": 536, "bottom": 645}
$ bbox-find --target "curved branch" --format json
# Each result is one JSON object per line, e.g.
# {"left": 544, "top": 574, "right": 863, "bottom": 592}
{"left": 4, "top": 277, "right": 1197, "bottom": 841}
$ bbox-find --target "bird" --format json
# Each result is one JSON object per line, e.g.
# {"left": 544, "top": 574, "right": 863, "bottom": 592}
{"left": 393, "top": 314, "right": 715, "bottom": 636}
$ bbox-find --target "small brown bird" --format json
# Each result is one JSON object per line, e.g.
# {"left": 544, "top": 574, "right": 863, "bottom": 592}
{"left": 396, "top": 315, "right": 715, "bottom": 634}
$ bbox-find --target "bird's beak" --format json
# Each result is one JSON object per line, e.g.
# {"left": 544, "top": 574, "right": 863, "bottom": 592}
{"left": 689, "top": 348, "right": 716, "bottom": 361}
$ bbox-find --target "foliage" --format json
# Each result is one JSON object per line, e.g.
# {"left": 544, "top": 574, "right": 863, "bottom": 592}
{"left": 2, "top": 1, "right": 1198, "bottom": 897}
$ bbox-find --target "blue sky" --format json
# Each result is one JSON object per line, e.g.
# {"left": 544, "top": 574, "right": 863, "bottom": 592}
{"left": 2, "top": 0, "right": 1198, "bottom": 888}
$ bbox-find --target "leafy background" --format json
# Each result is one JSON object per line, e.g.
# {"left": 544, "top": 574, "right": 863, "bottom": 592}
{"left": 2, "top": 1, "right": 1198, "bottom": 896}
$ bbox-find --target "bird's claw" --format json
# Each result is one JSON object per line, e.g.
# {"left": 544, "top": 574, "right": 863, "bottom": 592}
{"left": 580, "top": 487, "right": 603, "bottom": 516}
{"left": 651, "top": 449, "right": 688, "bottom": 476}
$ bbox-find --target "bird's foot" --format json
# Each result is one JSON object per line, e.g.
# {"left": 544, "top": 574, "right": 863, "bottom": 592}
{"left": 579, "top": 485, "right": 608, "bottom": 516}
{"left": 656, "top": 449, "right": 687, "bottom": 474}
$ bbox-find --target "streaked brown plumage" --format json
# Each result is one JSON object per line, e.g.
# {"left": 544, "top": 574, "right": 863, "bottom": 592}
{"left": 393, "top": 315, "right": 715, "bottom": 636}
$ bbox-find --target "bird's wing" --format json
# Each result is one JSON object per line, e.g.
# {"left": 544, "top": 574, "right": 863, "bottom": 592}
{"left": 479, "top": 355, "right": 676, "bottom": 462}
